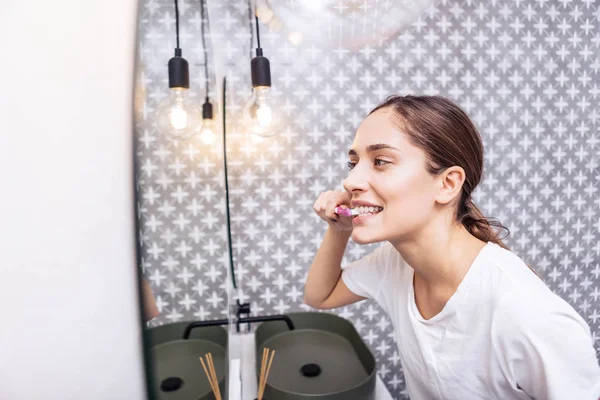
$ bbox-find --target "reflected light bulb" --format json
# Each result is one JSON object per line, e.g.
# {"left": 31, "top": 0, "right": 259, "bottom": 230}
{"left": 199, "top": 98, "right": 216, "bottom": 144}
{"left": 200, "top": 120, "right": 216, "bottom": 144}
{"left": 157, "top": 88, "right": 202, "bottom": 140}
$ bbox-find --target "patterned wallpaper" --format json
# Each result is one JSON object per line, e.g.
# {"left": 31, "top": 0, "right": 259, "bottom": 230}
{"left": 136, "top": 0, "right": 600, "bottom": 398}
{"left": 135, "top": 0, "right": 230, "bottom": 323}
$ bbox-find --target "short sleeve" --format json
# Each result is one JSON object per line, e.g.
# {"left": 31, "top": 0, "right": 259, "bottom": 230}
{"left": 493, "top": 292, "right": 600, "bottom": 400}
{"left": 341, "top": 242, "right": 393, "bottom": 300}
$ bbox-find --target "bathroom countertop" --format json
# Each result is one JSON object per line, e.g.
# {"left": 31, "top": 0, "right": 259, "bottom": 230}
{"left": 228, "top": 332, "right": 393, "bottom": 400}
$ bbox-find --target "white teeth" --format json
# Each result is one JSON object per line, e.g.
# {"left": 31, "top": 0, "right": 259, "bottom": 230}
{"left": 357, "top": 206, "right": 383, "bottom": 215}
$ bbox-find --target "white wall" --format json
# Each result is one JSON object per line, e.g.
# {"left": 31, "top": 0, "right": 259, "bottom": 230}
{"left": 0, "top": 1, "right": 147, "bottom": 399}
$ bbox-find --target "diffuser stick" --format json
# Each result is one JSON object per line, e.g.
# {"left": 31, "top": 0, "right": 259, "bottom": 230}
{"left": 207, "top": 353, "right": 222, "bottom": 400}
{"left": 258, "top": 347, "right": 275, "bottom": 400}
{"left": 259, "top": 348, "right": 267, "bottom": 395}
{"left": 199, "top": 357, "right": 217, "bottom": 396}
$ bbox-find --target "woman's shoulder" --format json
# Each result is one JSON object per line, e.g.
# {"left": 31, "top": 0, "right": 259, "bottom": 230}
{"left": 480, "top": 242, "right": 549, "bottom": 293}
{"left": 489, "top": 271, "right": 591, "bottom": 346}
{"left": 489, "top": 275, "right": 599, "bottom": 399}
{"left": 478, "top": 243, "right": 588, "bottom": 332}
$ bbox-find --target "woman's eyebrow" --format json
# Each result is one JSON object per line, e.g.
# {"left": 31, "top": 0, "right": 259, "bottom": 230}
{"left": 348, "top": 143, "right": 400, "bottom": 156}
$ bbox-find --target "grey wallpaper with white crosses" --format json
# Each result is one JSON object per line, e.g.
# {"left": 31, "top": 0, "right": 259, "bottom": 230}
{"left": 135, "top": 0, "right": 600, "bottom": 398}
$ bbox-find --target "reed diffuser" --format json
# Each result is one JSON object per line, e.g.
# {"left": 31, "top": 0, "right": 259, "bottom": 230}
{"left": 199, "top": 353, "right": 222, "bottom": 400}
{"left": 256, "top": 347, "right": 276, "bottom": 400}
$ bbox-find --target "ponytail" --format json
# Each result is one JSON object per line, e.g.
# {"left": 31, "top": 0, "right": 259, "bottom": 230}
{"left": 459, "top": 195, "right": 539, "bottom": 277}
{"left": 458, "top": 197, "right": 509, "bottom": 250}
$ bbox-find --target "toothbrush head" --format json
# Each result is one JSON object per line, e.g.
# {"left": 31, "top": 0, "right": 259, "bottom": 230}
{"left": 334, "top": 207, "right": 359, "bottom": 217}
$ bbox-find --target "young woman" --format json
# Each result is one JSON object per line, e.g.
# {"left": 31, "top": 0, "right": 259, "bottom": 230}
{"left": 304, "top": 95, "right": 600, "bottom": 399}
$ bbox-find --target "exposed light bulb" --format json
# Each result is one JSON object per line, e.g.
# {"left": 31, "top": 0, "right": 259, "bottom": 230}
{"left": 198, "top": 99, "right": 216, "bottom": 144}
{"left": 243, "top": 86, "right": 284, "bottom": 137}
{"left": 170, "top": 107, "right": 188, "bottom": 129}
{"left": 200, "top": 119, "right": 216, "bottom": 144}
{"left": 157, "top": 88, "right": 202, "bottom": 141}
{"left": 257, "top": 104, "right": 273, "bottom": 127}
{"left": 245, "top": 19, "right": 284, "bottom": 137}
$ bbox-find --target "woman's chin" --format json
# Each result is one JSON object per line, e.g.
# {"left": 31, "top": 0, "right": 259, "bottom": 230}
{"left": 351, "top": 230, "right": 380, "bottom": 245}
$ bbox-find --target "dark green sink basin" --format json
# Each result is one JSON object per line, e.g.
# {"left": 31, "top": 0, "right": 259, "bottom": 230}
{"left": 255, "top": 312, "right": 377, "bottom": 399}
{"left": 147, "top": 322, "right": 228, "bottom": 400}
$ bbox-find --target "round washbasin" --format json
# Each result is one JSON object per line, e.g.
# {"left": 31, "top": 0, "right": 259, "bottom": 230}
{"left": 147, "top": 322, "right": 228, "bottom": 400}
{"left": 255, "top": 312, "right": 376, "bottom": 400}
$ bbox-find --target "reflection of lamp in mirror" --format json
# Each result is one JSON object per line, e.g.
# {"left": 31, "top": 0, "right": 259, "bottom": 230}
{"left": 157, "top": 0, "right": 202, "bottom": 141}
{"left": 243, "top": 14, "right": 284, "bottom": 137}
{"left": 200, "top": 98, "right": 216, "bottom": 144}
{"left": 198, "top": 0, "right": 215, "bottom": 145}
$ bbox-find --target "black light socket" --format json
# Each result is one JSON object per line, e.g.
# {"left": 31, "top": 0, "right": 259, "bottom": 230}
{"left": 168, "top": 49, "right": 190, "bottom": 89}
{"left": 250, "top": 48, "right": 271, "bottom": 88}
{"left": 202, "top": 99, "right": 213, "bottom": 120}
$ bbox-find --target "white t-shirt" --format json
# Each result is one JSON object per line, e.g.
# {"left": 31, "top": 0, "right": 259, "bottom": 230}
{"left": 341, "top": 241, "right": 600, "bottom": 400}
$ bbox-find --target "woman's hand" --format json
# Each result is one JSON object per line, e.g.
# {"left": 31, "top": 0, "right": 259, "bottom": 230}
{"left": 313, "top": 190, "right": 354, "bottom": 232}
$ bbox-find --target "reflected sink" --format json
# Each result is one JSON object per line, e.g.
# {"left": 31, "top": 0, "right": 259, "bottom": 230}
{"left": 147, "top": 321, "right": 228, "bottom": 400}
{"left": 255, "top": 312, "right": 377, "bottom": 399}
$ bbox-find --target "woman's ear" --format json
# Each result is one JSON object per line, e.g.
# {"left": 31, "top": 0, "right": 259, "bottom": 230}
{"left": 435, "top": 166, "right": 465, "bottom": 205}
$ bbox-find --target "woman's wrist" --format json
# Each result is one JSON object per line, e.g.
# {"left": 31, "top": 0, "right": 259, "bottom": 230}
{"left": 327, "top": 225, "right": 353, "bottom": 240}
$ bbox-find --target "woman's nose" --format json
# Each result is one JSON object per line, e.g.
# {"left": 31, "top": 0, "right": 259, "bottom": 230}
{"left": 343, "top": 167, "right": 369, "bottom": 194}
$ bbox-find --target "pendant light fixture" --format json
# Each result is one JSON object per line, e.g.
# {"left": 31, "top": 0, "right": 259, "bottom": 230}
{"left": 198, "top": 0, "right": 216, "bottom": 145}
{"left": 242, "top": 2, "right": 285, "bottom": 137}
{"left": 156, "top": 0, "right": 203, "bottom": 140}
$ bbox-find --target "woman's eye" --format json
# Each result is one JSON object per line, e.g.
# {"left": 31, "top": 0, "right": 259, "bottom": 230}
{"left": 374, "top": 158, "right": 390, "bottom": 166}
{"left": 347, "top": 161, "right": 357, "bottom": 170}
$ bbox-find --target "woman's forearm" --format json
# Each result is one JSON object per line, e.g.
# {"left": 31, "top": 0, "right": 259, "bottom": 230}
{"left": 304, "top": 227, "right": 352, "bottom": 307}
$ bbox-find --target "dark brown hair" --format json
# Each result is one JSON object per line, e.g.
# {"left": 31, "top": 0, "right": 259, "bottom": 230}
{"left": 370, "top": 95, "right": 510, "bottom": 249}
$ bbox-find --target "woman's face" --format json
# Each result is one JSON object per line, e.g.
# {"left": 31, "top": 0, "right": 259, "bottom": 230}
{"left": 343, "top": 108, "right": 441, "bottom": 245}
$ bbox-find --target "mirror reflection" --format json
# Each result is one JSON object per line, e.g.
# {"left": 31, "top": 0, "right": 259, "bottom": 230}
{"left": 135, "top": 0, "right": 230, "bottom": 398}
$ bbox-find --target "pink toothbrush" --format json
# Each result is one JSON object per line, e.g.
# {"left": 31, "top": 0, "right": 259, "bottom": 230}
{"left": 334, "top": 206, "right": 360, "bottom": 217}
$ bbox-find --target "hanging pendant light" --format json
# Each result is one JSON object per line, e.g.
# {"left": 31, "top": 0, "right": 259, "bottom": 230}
{"left": 243, "top": 4, "right": 284, "bottom": 138}
{"left": 200, "top": 98, "right": 216, "bottom": 144}
{"left": 156, "top": 0, "right": 202, "bottom": 140}
{"left": 198, "top": 0, "right": 216, "bottom": 145}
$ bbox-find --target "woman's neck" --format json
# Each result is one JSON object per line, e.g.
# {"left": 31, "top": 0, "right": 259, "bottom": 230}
{"left": 390, "top": 222, "right": 487, "bottom": 291}
{"left": 390, "top": 222, "right": 487, "bottom": 319}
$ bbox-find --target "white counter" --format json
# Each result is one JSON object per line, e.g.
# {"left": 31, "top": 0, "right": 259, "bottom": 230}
{"left": 227, "top": 332, "right": 393, "bottom": 400}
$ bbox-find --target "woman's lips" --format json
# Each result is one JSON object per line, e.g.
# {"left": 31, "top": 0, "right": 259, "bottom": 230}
{"left": 352, "top": 210, "right": 382, "bottom": 225}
